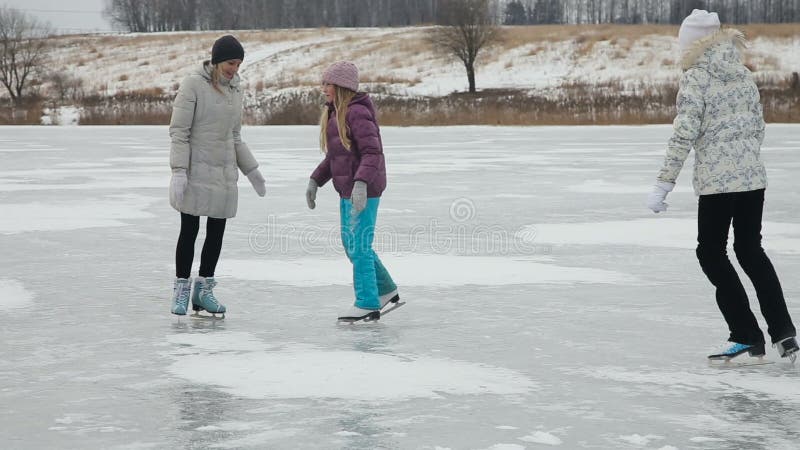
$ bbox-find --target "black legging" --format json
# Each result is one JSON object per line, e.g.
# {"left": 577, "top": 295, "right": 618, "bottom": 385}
{"left": 175, "top": 213, "right": 227, "bottom": 279}
{"left": 696, "top": 189, "right": 795, "bottom": 344}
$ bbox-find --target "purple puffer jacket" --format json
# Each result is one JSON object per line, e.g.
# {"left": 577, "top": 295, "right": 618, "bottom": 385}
{"left": 310, "top": 93, "right": 387, "bottom": 198}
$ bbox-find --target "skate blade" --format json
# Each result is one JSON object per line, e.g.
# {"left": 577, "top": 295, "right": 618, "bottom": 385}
{"left": 191, "top": 311, "right": 225, "bottom": 320}
{"left": 380, "top": 301, "right": 406, "bottom": 316}
{"left": 708, "top": 356, "right": 773, "bottom": 367}
{"left": 337, "top": 311, "right": 381, "bottom": 324}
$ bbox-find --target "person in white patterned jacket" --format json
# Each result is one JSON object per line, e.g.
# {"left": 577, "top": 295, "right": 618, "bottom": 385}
{"left": 646, "top": 9, "right": 798, "bottom": 363}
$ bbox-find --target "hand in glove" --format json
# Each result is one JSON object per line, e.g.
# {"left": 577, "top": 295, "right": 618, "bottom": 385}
{"left": 646, "top": 181, "right": 675, "bottom": 213}
{"left": 306, "top": 179, "right": 318, "bottom": 210}
{"left": 246, "top": 168, "right": 266, "bottom": 197}
{"left": 170, "top": 169, "right": 188, "bottom": 207}
{"left": 351, "top": 180, "right": 367, "bottom": 215}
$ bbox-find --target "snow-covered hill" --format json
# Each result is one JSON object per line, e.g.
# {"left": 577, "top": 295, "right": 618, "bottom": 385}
{"left": 4, "top": 24, "right": 796, "bottom": 125}
{"left": 47, "top": 24, "right": 799, "bottom": 99}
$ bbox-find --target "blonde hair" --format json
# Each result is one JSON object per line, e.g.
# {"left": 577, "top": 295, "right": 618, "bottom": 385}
{"left": 319, "top": 85, "right": 357, "bottom": 152}
{"left": 209, "top": 62, "right": 224, "bottom": 94}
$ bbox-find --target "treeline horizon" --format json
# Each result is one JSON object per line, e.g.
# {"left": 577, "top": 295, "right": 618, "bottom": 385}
{"left": 103, "top": 0, "right": 800, "bottom": 32}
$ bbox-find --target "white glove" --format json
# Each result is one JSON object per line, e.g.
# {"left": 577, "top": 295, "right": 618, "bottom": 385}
{"left": 647, "top": 181, "right": 675, "bottom": 213}
{"left": 306, "top": 179, "right": 318, "bottom": 210}
{"left": 246, "top": 168, "right": 266, "bottom": 197}
{"left": 170, "top": 169, "right": 188, "bottom": 207}
{"left": 351, "top": 180, "right": 367, "bottom": 214}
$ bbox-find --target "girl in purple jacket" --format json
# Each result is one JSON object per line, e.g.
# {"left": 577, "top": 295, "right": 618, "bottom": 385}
{"left": 305, "top": 61, "right": 400, "bottom": 322}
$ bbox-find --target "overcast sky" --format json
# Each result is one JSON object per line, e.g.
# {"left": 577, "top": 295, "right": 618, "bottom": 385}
{"left": 1, "top": 0, "right": 112, "bottom": 33}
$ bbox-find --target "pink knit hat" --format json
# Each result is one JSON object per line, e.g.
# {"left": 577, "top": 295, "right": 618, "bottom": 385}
{"left": 322, "top": 61, "right": 359, "bottom": 92}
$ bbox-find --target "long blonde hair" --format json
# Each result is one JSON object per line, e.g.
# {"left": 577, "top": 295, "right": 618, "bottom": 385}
{"left": 208, "top": 62, "right": 224, "bottom": 94}
{"left": 319, "top": 85, "right": 357, "bottom": 152}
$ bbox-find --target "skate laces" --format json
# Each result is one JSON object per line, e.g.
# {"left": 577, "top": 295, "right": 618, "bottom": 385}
{"left": 717, "top": 342, "right": 749, "bottom": 355}
{"left": 200, "top": 279, "right": 219, "bottom": 305}
{"left": 174, "top": 281, "right": 190, "bottom": 305}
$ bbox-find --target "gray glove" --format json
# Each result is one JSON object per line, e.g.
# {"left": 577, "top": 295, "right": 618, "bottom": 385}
{"left": 646, "top": 181, "right": 675, "bottom": 213}
{"left": 246, "top": 168, "right": 266, "bottom": 197}
{"left": 306, "top": 179, "right": 318, "bottom": 209}
{"left": 351, "top": 180, "right": 367, "bottom": 214}
{"left": 169, "top": 169, "right": 188, "bottom": 207}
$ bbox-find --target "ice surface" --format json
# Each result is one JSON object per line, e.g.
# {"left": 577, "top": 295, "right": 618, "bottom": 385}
{"left": 1, "top": 125, "right": 799, "bottom": 449}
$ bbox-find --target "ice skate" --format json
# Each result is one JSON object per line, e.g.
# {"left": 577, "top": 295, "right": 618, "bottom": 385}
{"left": 708, "top": 341, "right": 765, "bottom": 360}
{"left": 170, "top": 278, "right": 191, "bottom": 316}
{"left": 337, "top": 306, "right": 380, "bottom": 323}
{"left": 191, "top": 277, "right": 226, "bottom": 319}
{"left": 379, "top": 289, "right": 405, "bottom": 315}
{"left": 708, "top": 341, "right": 771, "bottom": 367}
{"left": 775, "top": 337, "right": 799, "bottom": 363}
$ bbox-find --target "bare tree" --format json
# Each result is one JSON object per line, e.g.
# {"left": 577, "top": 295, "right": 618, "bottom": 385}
{"left": 0, "top": 7, "right": 51, "bottom": 105}
{"left": 429, "top": 0, "right": 499, "bottom": 93}
{"left": 47, "top": 72, "right": 84, "bottom": 102}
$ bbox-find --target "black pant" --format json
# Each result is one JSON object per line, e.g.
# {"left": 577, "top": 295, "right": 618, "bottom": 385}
{"left": 696, "top": 189, "right": 795, "bottom": 344}
{"left": 175, "top": 213, "right": 227, "bottom": 279}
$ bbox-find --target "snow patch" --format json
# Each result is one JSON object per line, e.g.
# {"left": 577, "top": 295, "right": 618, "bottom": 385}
{"left": 165, "top": 332, "right": 535, "bottom": 401}
{"left": 0, "top": 279, "right": 34, "bottom": 308}
{"left": 219, "top": 254, "right": 636, "bottom": 287}
{"left": 518, "top": 430, "right": 563, "bottom": 445}
{"left": 619, "top": 434, "right": 663, "bottom": 445}
{"left": 0, "top": 196, "right": 156, "bottom": 234}
{"left": 333, "top": 431, "right": 362, "bottom": 436}
{"left": 576, "top": 366, "right": 800, "bottom": 404}
{"left": 689, "top": 436, "right": 726, "bottom": 442}
{"left": 518, "top": 219, "right": 800, "bottom": 254}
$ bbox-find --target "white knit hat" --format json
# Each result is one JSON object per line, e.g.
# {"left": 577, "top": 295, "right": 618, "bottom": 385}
{"left": 678, "top": 9, "right": 721, "bottom": 51}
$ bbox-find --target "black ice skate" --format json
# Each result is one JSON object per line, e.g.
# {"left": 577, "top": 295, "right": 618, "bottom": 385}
{"left": 775, "top": 337, "right": 799, "bottom": 363}
{"left": 337, "top": 306, "right": 381, "bottom": 323}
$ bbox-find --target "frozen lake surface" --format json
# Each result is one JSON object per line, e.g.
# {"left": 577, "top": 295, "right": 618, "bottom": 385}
{"left": 1, "top": 125, "right": 799, "bottom": 449}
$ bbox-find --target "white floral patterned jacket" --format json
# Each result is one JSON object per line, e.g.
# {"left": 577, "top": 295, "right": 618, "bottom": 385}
{"left": 657, "top": 29, "right": 767, "bottom": 195}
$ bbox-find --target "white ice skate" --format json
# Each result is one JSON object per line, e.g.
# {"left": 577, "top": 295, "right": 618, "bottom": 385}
{"left": 379, "top": 289, "right": 405, "bottom": 315}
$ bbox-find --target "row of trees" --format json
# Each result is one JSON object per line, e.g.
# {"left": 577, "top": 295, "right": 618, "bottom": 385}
{"left": 504, "top": 0, "right": 800, "bottom": 25}
{"left": 104, "top": 0, "right": 444, "bottom": 31}
{"left": 105, "top": 0, "right": 800, "bottom": 31}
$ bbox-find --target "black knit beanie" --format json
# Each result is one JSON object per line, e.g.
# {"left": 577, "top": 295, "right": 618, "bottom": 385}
{"left": 211, "top": 35, "right": 244, "bottom": 65}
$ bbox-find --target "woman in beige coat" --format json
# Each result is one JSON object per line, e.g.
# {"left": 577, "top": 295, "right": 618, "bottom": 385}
{"left": 168, "top": 35, "right": 266, "bottom": 317}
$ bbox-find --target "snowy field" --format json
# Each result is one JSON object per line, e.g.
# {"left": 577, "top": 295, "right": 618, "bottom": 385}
{"left": 43, "top": 27, "right": 800, "bottom": 100}
{"left": 1, "top": 125, "right": 799, "bottom": 449}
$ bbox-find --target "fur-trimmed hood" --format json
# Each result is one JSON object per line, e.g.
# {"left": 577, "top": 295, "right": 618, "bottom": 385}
{"left": 196, "top": 60, "right": 241, "bottom": 88}
{"left": 680, "top": 28, "right": 749, "bottom": 81}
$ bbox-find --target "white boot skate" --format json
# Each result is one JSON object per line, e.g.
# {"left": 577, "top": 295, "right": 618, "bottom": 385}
{"left": 379, "top": 289, "right": 405, "bottom": 316}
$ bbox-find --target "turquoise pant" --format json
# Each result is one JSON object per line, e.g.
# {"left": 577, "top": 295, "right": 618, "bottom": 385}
{"left": 340, "top": 197, "right": 397, "bottom": 310}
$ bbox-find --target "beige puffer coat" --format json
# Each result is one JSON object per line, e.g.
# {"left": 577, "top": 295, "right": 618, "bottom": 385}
{"left": 169, "top": 62, "right": 258, "bottom": 218}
